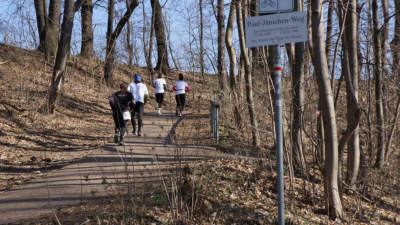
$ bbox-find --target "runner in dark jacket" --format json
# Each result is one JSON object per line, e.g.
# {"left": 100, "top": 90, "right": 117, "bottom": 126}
{"left": 109, "top": 83, "right": 134, "bottom": 145}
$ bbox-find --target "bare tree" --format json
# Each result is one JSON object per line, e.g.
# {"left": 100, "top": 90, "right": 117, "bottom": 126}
{"left": 47, "top": 0, "right": 84, "bottom": 113}
{"left": 217, "top": 0, "right": 227, "bottom": 90}
{"left": 125, "top": 0, "right": 134, "bottom": 66}
{"left": 199, "top": 0, "right": 205, "bottom": 80}
{"left": 236, "top": 0, "right": 260, "bottom": 147}
{"left": 372, "top": 0, "right": 385, "bottom": 168}
{"left": 150, "top": 0, "right": 169, "bottom": 75}
{"left": 45, "top": 0, "right": 61, "bottom": 58}
{"left": 80, "top": 0, "right": 94, "bottom": 58}
{"left": 342, "top": 0, "right": 361, "bottom": 188}
{"left": 291, "top": 0, "right": 307, "bottom": 176}
{"left": 225, "top": 0, "right": 237, "bottom": 89}
{"left": 104, "top": 0, "right": 139, "bottom": 86}
{"left": 311, "top": 0, "right": 343, "bottom": 218}
{"left": 386, "top": 0, "right": 400, "bottom": 161}
{"left": 33, "top": 0, "right": 47, "bottom": 52}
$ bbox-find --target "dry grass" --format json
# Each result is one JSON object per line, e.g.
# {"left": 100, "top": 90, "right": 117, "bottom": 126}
{"left": 0, "top": 43, "right": 399, "bottom": 224}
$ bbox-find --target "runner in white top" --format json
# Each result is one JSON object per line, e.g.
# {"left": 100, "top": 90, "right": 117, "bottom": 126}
{"left": 154, "top": 73, "right": 167, "bottom": 115}
{"left": 128, "top": 74, "right": 149, "bottom": 136}
{"left": 173, "top": 73, "right": 190, "bottom": 116}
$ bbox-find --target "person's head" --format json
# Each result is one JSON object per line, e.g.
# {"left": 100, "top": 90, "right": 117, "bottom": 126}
{"left": 134, "top": 74, "right": 142, "bottom": 83}
{"left": 120, "top": 83, "right": 128, "bottom": 93}
{"left": 158, "top": 72, "right": 164, "bottom": 79}
{"left": 178, "top": 73, "right": 184, "bottom": 81}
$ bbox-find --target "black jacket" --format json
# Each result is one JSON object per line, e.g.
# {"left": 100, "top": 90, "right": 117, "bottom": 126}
{"left": 109, "top": 91, "right": 134, "bottom": 113}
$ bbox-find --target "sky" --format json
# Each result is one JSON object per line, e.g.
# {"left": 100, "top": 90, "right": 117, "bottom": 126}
{"left": 0, "top": 0, "right": 223, "bottom": 74}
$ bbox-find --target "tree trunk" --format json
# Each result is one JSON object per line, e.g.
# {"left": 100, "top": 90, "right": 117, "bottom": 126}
{"left": 150, "top": 0, "right": 169, "bottom": 75}
{"left": 343, "top": 0, "right": 360, "bottom": 188}
{"left": 217, "top": 0, "right": 227, "bottom": 90}
{"left": 45, "top": 0, "right": 61, "bottom": 58}
{"left": 226, "top": 1, "right": 237, "bottom": 89}
{"left": 199, "top": 0, "right": 205, "bottom": 80}
{"left": 372, "top": 0, "right": 385, "bottom": 168}
{"left": 381, "top": 0, "right": 389, "bottom": 123}
{"left": 104, "top": 0, "right": 139, "bottom": 86}
{"left": 291, "top": 0, "right": 307, "bottom": 176}
{"left": 148, "top": 0, "right": 156, "bottom": 82}
{"left": 142, "top": 1, "right": 154, "bottom": 78}
{"left": 311, "top": 0, "right": 344, "bottom": 219}
{"left": 386, "top": 0, "right": 400, "bottom": 160}
{"left": 47, "top": 0, "right": 83, "bottom": 114}
{"left": 80, "top": 0, "right": 94, "bottom": 58}
{"left": 104, "top": 0, "right": 115, "bottom": 86}
{"left": 34, "top": 0, "right": 47, "bottom": 52}
{"left": 236, "top": 0, "right": 260, "bottom": 147}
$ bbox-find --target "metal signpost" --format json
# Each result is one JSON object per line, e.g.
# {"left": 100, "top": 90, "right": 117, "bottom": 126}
{"left": 244, "top": 1, "right": 307, "bottom": 224}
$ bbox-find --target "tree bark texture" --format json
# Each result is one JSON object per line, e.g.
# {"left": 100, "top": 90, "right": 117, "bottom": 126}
{"left": 343, "top": 0, "right": 360, "bottom": 188}
{"left": 217, "top": 0, "right": 227, "bottom": 90}
{"left": 311, "top": 0, "right": 344, "bottom": 219}
{"left": 150, "top": 0, "right": 169, "bottom": 75}
{"left": 372, "top": 0, "right": 385, "bottom": 168}
{"left": 34, "top": 0, "right": 47, "bottom": 52}
{"left": 236, "top": 0, "right": 260, "bottom": 147}
{"left": 47, "top": 0, "right": 82, "bottom": 114}
{"left": 80, "top": 0, "right": 94, "bottom": 58}
{"left": 291, "top": 0, "right": 307, "bottom": 176}
{"left": 226, "top": 1, "right": 237, "bottom": 89}
{"left": 45, "top": 0, "right": 61, "bottom": 58}
{"left": 199, "top": 0, "right": 205, "bottom": 80}
{"left": 104, "top": 0, "right": 139, "bottom": 86}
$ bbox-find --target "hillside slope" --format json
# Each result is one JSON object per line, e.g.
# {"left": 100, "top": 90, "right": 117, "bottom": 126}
{"left": 0, "top": 44, "right": 212, "bottom": 191}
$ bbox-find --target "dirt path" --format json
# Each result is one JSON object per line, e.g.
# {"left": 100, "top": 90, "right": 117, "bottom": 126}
{"left": 0, "top": 112, "right": 220, "bottom": 224}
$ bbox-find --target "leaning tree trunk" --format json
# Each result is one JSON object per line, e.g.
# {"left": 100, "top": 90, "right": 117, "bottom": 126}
{"left": 311, "top": 0, "right": 344, "bottom": 219}
{"left": 47, "top": 0, "right": 83, "bottom": 114}
{"left": 45, "top": 0, "right": 61, "bottom": 58}
{"left": 34, "top": 0, "right": 47, "bottom": 52}
{"left": 104, "top": 0, "right": 139, "bottom": 86}
{"left": 217, "top": 0, "right": 228, "bottom": 91}
{"left": 372, "top": 0, "right": 385, "bottom": 169}
{"left": 150, "top": 0, "right": 169, "bottom": 75}
{"left": 80, "top": 0, "right": 94, "bottom": 58}
{"left": 236, "top": 0, "right": 260, "bottom": 147}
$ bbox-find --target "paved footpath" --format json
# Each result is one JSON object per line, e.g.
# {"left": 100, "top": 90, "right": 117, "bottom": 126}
{"left": 0, "top": 112, "right": 220, "bottom": 224}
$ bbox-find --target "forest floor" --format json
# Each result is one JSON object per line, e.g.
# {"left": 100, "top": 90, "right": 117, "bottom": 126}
{"left": 0, "top": 44, "right": 399, "bottom": 224}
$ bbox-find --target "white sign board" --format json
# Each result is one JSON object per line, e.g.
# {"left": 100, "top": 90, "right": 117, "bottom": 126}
{"left": 245, "top": 11, "right": 307, "bottom": 48}
{"left": 259, "top": 0, "right": 294, "bottom": 14}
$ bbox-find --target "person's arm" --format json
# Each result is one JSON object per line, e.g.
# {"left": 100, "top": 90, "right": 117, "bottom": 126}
{"left": 163, "top": 79, "right": 167, "bottom": 91}
{"left": 185, "top": 82, "right": 190, "bottom": 92}
{"left": 144, "top": 85, "right": 149, "bottom": 104}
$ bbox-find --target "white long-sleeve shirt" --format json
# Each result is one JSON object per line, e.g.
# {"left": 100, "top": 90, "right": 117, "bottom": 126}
{"left": 128, "top": 82, "right": 148, "bottom": 103}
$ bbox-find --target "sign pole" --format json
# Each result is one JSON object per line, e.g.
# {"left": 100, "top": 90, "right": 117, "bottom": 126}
{"left": 273, "top": 44, "right": 284, "bottom": 225}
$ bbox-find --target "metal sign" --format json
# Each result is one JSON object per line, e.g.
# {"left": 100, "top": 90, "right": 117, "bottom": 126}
{"left": 245, "top": 11, "right": 307, "bottom": 48}
{"left": 259, "top": 0, "right": 294, "bottom": 14}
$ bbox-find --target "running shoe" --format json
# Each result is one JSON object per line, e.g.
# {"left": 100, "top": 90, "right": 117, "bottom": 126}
{"left": 114, "top": 134, "right": 119, "bottom": 143}
{"left": 119, "top": 140, "right": 125, "bottom": 146}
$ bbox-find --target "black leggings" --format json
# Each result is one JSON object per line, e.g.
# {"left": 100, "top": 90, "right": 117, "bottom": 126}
{"left": 112, "top": 111, "right": 127, "bottom": 139}
{"left": 131, "top": 102, "right": 144, "bottom": 132}
{"left": 175, "top": 94, "right": 186, "bottom": 112}
{"left": 155, "top": 93, "right": 164, "bottom": 108}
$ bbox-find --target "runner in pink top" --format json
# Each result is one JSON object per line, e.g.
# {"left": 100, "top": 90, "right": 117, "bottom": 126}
{"left": 173, "top": 73, "right": 190, "bottom": 117}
